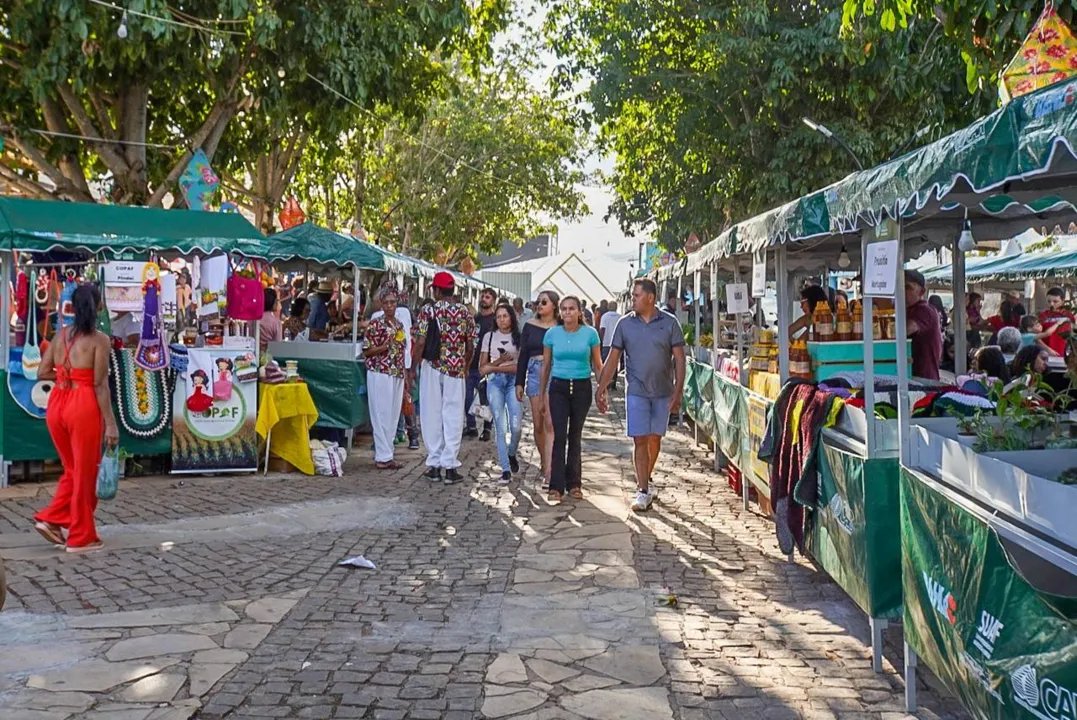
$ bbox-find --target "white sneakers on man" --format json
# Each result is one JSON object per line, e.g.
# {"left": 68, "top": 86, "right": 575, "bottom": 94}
{"left": 631, "top": 488, "right": 655, "bottom": 512}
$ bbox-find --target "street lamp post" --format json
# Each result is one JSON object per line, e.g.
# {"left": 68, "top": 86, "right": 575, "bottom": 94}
{"left": 802, "top": 117, "right": 864, "bottom": 171}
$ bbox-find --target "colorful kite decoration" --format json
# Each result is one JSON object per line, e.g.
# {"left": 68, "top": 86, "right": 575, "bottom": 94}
{"left": 179, "top": 149, "right": 220, "bottom": 211}
{"left": 1000, "top": 5, "right": 1077, "bottom": 104}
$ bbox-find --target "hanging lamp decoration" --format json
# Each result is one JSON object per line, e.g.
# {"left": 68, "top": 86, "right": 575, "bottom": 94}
{"left": 957, "top": 219, "right": 976, "bottom": 253}
{"left": 837, "top": 242, "right": 851, "bottom": 269}
{"left": 117, "top": 9, "right": 129, "bottom": 39}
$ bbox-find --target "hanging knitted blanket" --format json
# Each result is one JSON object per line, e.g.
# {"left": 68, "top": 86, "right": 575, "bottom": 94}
{"left": 110, "top": 348, "right": 171, "bottom": 438}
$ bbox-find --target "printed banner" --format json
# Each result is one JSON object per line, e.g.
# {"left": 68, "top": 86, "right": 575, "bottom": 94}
{"left": 171, "top": 348, "right": 257, "bottom": 473}
{"left": 901, "top": 468, "right": 1077, "bottom": 720}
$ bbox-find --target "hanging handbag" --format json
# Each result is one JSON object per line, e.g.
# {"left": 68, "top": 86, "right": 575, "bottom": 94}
{"left": 96, "top": 446, "right": 120, "bottom": 500}
{"left": 59, "top": 269, "right": 78, "bottom": 328}
{"left": 21, "top": 270, "right": 41, "bottom": 380}
{"left": 226, "top": 258, "right": 264, "bottom": 321}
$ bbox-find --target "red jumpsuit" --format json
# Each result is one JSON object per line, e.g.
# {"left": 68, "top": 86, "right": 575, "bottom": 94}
{"left": 34, "top": 333, "right": 103, "bottom": 548}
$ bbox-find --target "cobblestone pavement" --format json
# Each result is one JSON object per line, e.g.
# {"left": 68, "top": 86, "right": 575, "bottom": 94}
{"left": 0, "top": 400, "right": 970, "bottom": 719}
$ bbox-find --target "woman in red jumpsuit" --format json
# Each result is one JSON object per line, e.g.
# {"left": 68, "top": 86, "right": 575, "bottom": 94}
{"left": 33, "top": 283, "right": 119, "bottom": 553}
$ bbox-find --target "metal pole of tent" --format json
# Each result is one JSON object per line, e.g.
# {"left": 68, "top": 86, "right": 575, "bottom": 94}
{"left": 953, "top": 243, "right": 968, "bottom": 375}
{"left": 694, "top": 269, "right": 702, "bottom": 445}
{"left": 676, "top": 274, "right": 684, "bottom": 425}
{"left": 776, "top": 246, "right": 791, "bottom": 383}
{"left": 733, "top": 260, "right": 749, "bottom": 510}
{"left": 346, "top": 265, "right": 361, "bottom": 451}
{"left": 713, "top": 261, "right": 722, "bottom": 474}
{"left": 862, "top": 232, "right": 876, "bottom": 458}
{"left": 0, "top": 252, "right": 8, "bottom": 488}
{"left": 894, "top": 220, "right": 911, "bottom": 467}
{"left": 775, "top": 245, "right": 793, "bottom": 561}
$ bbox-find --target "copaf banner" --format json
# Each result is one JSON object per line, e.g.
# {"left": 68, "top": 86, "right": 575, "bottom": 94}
{"left": 901, "top": 469, "right": 1077, "bottom": 720}
{"left": 171, "top": 348, "right": 257, "bottom": 472}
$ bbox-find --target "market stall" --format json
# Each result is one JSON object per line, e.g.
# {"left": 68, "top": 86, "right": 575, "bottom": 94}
{"left": 0, "top": 196, "right": 268, "bottom": 486}
{"left": 261, "top": 222, "right": 508, "bottom": 456}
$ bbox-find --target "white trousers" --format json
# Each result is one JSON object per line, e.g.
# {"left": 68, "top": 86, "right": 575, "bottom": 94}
{"left": 367, "top": 371, "right": 404, "bottom": 463}
{"left": 419, "top": 361, "right": 465, "bottom": 469}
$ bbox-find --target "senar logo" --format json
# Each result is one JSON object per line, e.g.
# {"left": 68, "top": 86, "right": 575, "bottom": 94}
{"left": 1012, "top": 665, "right": 1040, "bottom": 710}
{"left": 923, "top": 572, "right": 957, "bottom": 625}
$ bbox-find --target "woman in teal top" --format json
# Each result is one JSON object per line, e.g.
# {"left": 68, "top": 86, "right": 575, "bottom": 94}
{"left": 539, "top": 296, "right": 602, "bottom": 503}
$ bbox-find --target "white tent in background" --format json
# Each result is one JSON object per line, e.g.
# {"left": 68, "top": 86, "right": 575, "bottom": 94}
{"left": 480, "top": 251, "right": 624, "bottom": 307}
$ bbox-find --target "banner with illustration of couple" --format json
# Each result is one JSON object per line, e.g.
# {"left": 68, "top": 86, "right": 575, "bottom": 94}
{"left": 171, "top": 348, "right": 258, "bottom": 472}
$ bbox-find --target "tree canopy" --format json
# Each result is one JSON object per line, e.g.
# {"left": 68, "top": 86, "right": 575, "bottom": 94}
{"left": 840, "top": 0, "right": 1070, "bottom": 91}
{"left": 0, "top": 0, "right": 506, "bottom": 215}
{"left": 546, "top": 0, "right": 995, "bottom": 252}
{"left": 295, "top": 43, "right": 589, "bottom": 265}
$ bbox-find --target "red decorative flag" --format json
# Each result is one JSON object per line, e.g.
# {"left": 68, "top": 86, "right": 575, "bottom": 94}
{"left": 278, "top": 196, "right": 306, "bottom": 230}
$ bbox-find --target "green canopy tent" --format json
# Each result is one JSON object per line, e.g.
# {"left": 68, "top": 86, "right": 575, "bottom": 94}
{"left": 0, "top": 195, "right": 265, "bottom": 256}
{"left": 0, "top": 197, "right": 268, "bottom": 485}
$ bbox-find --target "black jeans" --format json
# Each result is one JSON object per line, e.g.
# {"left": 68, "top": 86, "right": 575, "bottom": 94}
{"left": 548, "top": 377, "right": 592, "bottom": 493}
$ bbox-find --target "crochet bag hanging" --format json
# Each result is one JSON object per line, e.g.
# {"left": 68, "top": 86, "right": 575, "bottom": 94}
{"left": 226, "top": 259, "right": 264, "bottom": 321}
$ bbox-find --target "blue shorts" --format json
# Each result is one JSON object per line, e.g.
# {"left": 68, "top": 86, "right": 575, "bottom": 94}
{"left": 626, "top": 394, "right": 671, "bottom": 437}
{"left": 525, "top": 356, "right": 546, "bottom": 398}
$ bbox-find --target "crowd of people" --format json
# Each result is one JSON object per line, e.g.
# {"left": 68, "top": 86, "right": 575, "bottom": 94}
{"left": 359, "top": 272, "right": 686, "bottom": 511}
{"left": 28, "top": 270, "right": 686, "bottom": 554}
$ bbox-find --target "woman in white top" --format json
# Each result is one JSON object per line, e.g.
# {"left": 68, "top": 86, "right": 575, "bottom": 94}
{"left": 480, "top": 303, "right": 523, "bottom": 483}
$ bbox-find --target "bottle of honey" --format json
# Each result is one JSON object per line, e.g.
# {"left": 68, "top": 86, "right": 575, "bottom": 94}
{"left": 872, "top": 312, "right": 882, "bottom": 340}
{"left": 851, "top": 303, "right": 863, "bottom": 341}
{"left": 814, "top": 302, "right": 834, "bottom": 342}
{"left": 836, "top": 302, "right": 852, "bottom": 342}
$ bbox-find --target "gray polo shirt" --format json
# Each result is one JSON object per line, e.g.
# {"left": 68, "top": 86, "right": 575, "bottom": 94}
{"left": 611, "top": 310, "right": 685, "bottom": 398}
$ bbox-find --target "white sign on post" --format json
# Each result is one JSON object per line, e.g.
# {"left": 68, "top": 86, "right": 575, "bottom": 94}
{"left": 864, "top": 239, "right": 899, "bottom": 297}
{"left": 751, "top": 251, "right": 766, "bottom": 298}
{"left": 726, "top": 283, "right": 750, "bottom": 314}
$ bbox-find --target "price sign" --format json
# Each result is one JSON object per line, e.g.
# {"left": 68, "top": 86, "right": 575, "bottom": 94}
{"left": 864, "top": 239, "right": 899, "bottom": 297}
{"left": 727, "top": 283, "right": 750, "bottom": 314}
{"left": 751, "top": 251, "right": 766, "bottom": 298}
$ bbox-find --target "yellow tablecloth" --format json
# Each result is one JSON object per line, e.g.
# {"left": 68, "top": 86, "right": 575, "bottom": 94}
{"left": 257, "top": 382, "right": 319, "bottom": 475}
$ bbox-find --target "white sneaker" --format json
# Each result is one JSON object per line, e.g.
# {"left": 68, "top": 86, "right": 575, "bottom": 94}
{"left": 631, "top": 488, "right": 654, "bottom": 512}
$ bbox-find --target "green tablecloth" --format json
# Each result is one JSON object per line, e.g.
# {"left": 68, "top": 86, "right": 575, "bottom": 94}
{"left": 268, "top": 356, "right": 369, "bottom": 430}
{"left": 0, "top": 369, "right": 171, "bottom": 462}
{"left": 901, "top": 467, "right": 1077, "bottom": 719}
{"left": 806, "top": 441, "right": 902, "bottom": 619}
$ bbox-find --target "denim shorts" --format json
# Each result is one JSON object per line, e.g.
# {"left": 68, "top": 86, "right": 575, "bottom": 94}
{"left": 625, "top": 394, "right": 672, "bottom": 437}
{"left": 525, "top": 356, "right": 547, "bottom": 398}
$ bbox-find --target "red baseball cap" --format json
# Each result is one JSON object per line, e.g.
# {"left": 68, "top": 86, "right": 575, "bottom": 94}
{"left": 432, "top": 271, "right": 455, "bottom": 290}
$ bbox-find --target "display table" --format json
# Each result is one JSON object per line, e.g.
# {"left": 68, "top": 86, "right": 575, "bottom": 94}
{"left": 257, "top": 382, "right": 319, "bottom": 475}
{"left": 268, "top": 341, "right": 369, "bottom": 431}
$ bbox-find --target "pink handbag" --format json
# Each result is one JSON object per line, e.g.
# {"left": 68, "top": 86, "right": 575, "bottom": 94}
{"left": 226, "top": 259, "right": 263, "bottom": 321}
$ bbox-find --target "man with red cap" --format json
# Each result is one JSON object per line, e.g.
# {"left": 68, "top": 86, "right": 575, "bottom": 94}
{"left": 411, "top": 271, "right": 476, "bottom": 484}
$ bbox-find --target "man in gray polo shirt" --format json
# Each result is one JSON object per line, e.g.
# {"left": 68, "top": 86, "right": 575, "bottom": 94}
{"left": 596, "top": 278, "right": 686, "bottom": 512}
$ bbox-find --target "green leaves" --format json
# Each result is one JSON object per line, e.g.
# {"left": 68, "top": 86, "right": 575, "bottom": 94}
{"left": 547, "top": 0, "right": 991, "bottom": 252}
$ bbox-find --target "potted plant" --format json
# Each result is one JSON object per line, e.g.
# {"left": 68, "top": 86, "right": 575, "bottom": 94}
{"left": 956, "top": 415, "right": 979, "bottom": 446}
{"left": 973, "top": 379, "right": 1052, "bottom": 452}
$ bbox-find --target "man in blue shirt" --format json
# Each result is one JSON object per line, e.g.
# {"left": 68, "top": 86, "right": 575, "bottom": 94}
{"left": 596, "top": 278, "right": 685, "bottom": 512}
{"left": 307, "top": 280, "right": 333, "bottom": 339}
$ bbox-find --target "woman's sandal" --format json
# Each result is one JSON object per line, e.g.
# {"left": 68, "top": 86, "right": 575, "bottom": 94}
{"left": 65, "top": 541, "right": 104, "bottom": 554}
{"left": 547, "top": 490, "right": 563, "bottom": 504}
{"left": 34, "top": 521, "right": 64, "bottom": 546}
{"left": 568, "top": 488, "right": 584, "bottom": 500}
{"left": 376, "top": 461, "right": 401, "bottom": 470}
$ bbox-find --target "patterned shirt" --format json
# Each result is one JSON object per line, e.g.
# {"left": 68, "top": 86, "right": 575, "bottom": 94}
{"left": 416, "top": 300, "right": 476, "bottom": 378}
{"left": 364, "top": 316, "right": 406, "bottom": 378}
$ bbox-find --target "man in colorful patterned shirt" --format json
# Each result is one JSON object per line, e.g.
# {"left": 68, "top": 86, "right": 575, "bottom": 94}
{"left": 412, "top": 272, "right": 476, "bottom": 484}
{"left": 363, "top": 285, "right": 407, "bottom": 469}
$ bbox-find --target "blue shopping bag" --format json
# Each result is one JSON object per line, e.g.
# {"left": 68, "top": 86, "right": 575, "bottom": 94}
{"left": 96, "top": 446, "right": 120, "bottom": 500}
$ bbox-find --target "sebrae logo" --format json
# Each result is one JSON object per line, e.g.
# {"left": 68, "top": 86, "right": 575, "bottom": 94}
{"left": 1011, "top": 664, "right": 1077, "bottom": 720}
{"left": 923, "top": 572, "right": 957, "bottom": 625}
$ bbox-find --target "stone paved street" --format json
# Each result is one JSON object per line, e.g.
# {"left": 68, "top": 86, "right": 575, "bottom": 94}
{"left": 0, "top": 400, "right": 970, "bottom": 719}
